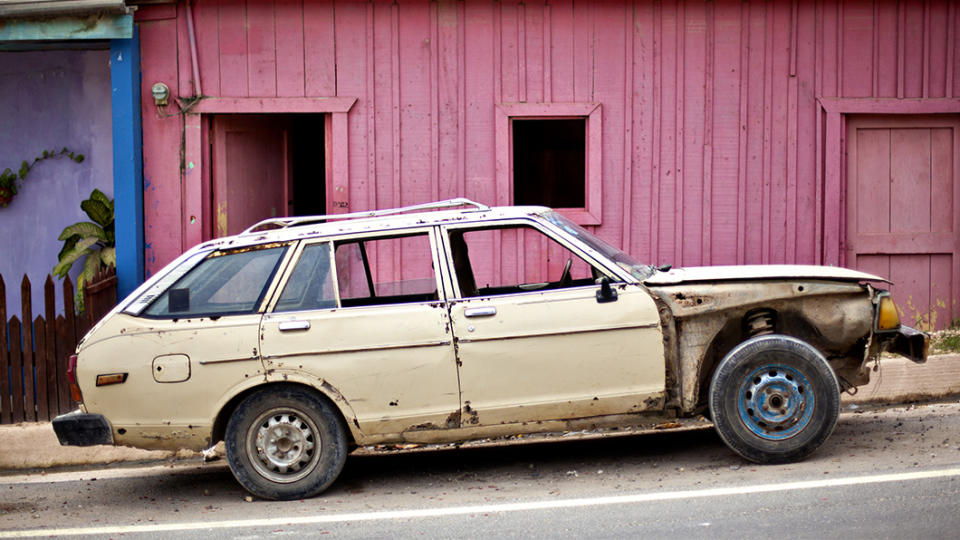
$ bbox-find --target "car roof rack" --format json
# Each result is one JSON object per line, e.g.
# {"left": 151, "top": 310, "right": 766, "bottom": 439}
{"left": 240, "top": 198, "right": 491, "bottom": 235}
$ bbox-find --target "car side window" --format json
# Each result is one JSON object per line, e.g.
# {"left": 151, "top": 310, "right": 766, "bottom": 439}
{"left": 334, "top": 233, "right": 439, "bottom": 307}
{"left": 448, "top": 225, "right": 599, "bottom": 298}
{"left": 274, "top": 242, "right": 337, "bottom": 312}
{"left": 143, "top": 245, "right": 288, "bottom": 318}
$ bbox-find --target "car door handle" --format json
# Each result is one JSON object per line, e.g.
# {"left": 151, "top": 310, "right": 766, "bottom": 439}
{"left": 464, "top": 307, "right": 497, "bottom": 318}
{"left": 278, "top": 320, "right": 311, "bottom": 331}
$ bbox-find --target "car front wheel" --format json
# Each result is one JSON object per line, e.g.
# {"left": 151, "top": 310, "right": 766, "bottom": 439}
{"left": 225, "top": 386, "right": 348, "bottom": 500}
{"left": 708, "top": 334, "right": 840, "bottom": 464}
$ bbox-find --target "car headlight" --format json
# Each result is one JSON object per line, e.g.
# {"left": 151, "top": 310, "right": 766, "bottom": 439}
{"left": 876, "top": 294, "right": 901, "bottom": 331}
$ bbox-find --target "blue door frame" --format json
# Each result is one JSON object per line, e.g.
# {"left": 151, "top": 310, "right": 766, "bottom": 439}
{"left": 110, "top": 27, "right": 144, "bottom": 299}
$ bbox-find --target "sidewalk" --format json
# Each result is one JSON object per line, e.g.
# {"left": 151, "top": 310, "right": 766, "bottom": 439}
{"left": 1, "top": 354, "right": 957, "bottom": 473}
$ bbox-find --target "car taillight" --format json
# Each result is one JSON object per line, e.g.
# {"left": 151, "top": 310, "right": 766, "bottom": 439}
{"left": 67, "top": 354, "right": 83, "bottom": 403}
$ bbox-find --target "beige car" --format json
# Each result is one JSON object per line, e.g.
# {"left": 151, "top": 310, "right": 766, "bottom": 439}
{"left": 54, "top": 199, "right": 927, "bottom": 500}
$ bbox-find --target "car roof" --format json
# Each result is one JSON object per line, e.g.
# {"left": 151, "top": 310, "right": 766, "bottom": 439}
{"left": 195, "top": 199, "right": 553, "bottom": 252}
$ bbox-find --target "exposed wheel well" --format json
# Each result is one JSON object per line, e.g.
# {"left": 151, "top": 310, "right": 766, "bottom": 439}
{"left": 211, "top": 382, "right": 354, "bottom": 447}
{"left": 695, "top": 308, "right": 826, "bottom": 411}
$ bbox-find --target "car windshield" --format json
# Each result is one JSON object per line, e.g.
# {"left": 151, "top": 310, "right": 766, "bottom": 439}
{"left": 541, "top": 211, "right": 655, "bottom": 281}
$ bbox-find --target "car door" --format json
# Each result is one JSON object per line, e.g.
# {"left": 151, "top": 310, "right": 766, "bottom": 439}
{"left": 441, "top": 221, "right": 665, "bottom": 427}
{"left": 259, "top": 230, "right": 461, "bottom": 436}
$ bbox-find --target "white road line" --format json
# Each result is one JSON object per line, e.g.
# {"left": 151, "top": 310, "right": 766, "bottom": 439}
{"left": 3, "top": 466, "right": 960, "bottom": 538}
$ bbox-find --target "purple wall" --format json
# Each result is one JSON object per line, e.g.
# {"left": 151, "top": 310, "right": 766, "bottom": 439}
{"left": 0, "top": 49, "right": 113, "bottom": 315}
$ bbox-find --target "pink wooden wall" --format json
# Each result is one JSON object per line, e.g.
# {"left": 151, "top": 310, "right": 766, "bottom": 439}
{"left": 136, "top": 0, "right": 960, "bottom": 322}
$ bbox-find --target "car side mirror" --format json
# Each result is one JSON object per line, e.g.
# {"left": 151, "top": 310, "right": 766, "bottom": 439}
{"left": 596, "top": 277, "right": 618, "bottom": 304}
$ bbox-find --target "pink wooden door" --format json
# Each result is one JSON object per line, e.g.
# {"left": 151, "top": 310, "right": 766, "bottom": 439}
{"left": 846, "top": 115, "right": 960, "bottom": 330}
{"left": 212, "top": 115, "right": 293, "bottom": 237}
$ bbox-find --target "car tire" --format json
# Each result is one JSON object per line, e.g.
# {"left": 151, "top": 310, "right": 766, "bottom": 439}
{"left": 708, "top": 334, "right": 840, "bottom": 464}
{"left": 225, "top": 386, "right": 348, "bottom": 500}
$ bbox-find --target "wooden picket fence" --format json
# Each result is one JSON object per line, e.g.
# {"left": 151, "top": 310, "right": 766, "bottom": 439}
{"left": 0, "top": 267, "right": 117, "bottom": 424}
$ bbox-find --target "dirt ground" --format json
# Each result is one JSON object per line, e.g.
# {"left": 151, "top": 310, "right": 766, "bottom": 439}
{"left": 0, "top": 423, "right": 190, "bottom": 470}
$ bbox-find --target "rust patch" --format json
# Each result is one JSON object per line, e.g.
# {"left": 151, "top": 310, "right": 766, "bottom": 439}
{"left": 406, "top": 422, "right": 441, "bottom": 431}
{"left": 463, "top": 401, "right": 479, "bottom": 424}
{"left": 445, "top": 410, "right": 461, "bottom": 428}
{"left": 389, "top": 400, "right": 399, "bottom": 407}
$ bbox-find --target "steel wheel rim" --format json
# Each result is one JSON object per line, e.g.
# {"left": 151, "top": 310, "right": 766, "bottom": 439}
{"left": 737, "top": 364, "right": 814, "bottom": 440}
{"left": 246, "top": 407, "right": 321, "bottom": 483}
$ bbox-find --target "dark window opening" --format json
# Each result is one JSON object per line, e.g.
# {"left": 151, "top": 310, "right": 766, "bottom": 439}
{"left": 290, "top": 114, "right": 326, "bottom": 216}
{"left": 513, "top": 118, "right": 586, "bottom": 208}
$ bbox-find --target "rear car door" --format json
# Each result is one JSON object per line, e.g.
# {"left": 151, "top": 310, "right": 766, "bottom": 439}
{"left": 441, "top": 221, "right": 665, "bottom": 427}
{"left": 259, "top": 230, "right": 461, "bottom": 436}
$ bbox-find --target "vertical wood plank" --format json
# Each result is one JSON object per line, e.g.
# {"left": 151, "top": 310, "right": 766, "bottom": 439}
{"left": 673, "top": 0, "right": 686, "bottom": 265}
{"left": 304, "top": 0, "right": 335, "bottom": 96}
{"left": 621, "top": 0, "right": 636, "bottom": 254}
{"left": 275, "top": 0, "right": 305, "bottom": 97}
{"left": 247, "top": 0, "right": 278, "bottom": 97}
{"left": 44, "top": 276, "right": 58, "bottom": 420}
{"left": 366, "top": 1, "right": 378, "bottom": 213}
{"left": 500, "top": 0, "right": 519, "bottom": 102}
{"left": 55, "top": 316, "right": 71, "bottom": 413}
{"left": 218, "top": 0, "right": 249, "bottom": 97}
{"left": 438, "top": 0, "right": 459, "bottom": 200}
{"left": 9, "top": 317, "right": 24, "bottom": 423}
{"left": 701, "top": 1, "right": 714, "bottom": 265}
{"left": 176, "top": 0, "right": 193, "bottom": 97}
{"left": 711, "top": 0, "right": 742, "bottom": 265}
{"left": 0, "top": 275, "right": 9, "bottom": 424}
{"left": 650, "top": 0, "right": 662, "bottom": 263}
{"left": 549, "top": 0, "right": 573, "bottom": 102}
{"left": 456, "top": 0, "right": 466, "bottom": 198}
{"left": 464, "top": 0, "right": 496, "bottom": 206}
{"left": 20, "top": 277, "right": 35, "bottom": 422}
{"left": 542, "top": 1, "right": 552, "bottom": 103}
{"left": 193, "top": 0, "right": 221, "bottom": 97}
{"left": 517, "top": 2, "right": 527, "bottom": 103}
{"left": 33, "top": 317, "right": 48, "bottom": 421}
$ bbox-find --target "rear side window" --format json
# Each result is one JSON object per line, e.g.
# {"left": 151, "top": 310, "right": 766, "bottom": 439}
{"left": 143, "top": 245, "right": 288, "bottom": 318}
{"left": 334, "top": 233, "right": 439, "bottom": 307}
{"left": 274, "top": 243, "right": 336, "bottom": 312}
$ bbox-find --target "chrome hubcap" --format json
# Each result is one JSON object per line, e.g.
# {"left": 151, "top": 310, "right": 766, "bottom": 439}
{"left": 248, "top": 410, "right": 320, "bottom": 483}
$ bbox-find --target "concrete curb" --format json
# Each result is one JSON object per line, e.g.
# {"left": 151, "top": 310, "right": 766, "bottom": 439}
{"left": 1, "top": 354, "right": 957, "bottom": 473}
{"left": 842, "top": 353, "right": 960, "bottom": 405}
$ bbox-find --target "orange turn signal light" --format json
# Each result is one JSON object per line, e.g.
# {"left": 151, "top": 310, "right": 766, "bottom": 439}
{"left": 96, "top": 373, "right": 128, "bottom": 387}
{"left": 877, "top": 295, "right": 901, "bottom": 331}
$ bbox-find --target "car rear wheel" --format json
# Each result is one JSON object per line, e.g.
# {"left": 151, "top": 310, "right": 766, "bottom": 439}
{"left": 708, "top": 334, "right": 840, "bottom": 464}
{"left": 225, "top": 386, "right": 347, "bottom": 500}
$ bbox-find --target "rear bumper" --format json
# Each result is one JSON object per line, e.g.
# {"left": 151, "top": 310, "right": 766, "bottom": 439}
{"left": 52, "top": 410, "right": 114, "bottom": 446}
{"left": 880, "top": 325, "right": 929, "bottom": 364}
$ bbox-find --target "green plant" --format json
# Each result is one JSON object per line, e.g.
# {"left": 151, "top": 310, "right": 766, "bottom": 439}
{"left": 0, "top": 148, "right": 85, "bottom": 208}
{"left": 53, "top": 189, "right": 116, "bottom": 309}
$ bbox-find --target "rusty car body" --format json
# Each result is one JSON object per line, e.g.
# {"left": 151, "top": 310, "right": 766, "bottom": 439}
{"left": 53, "top": 199, "right": 928, "bottom": 500}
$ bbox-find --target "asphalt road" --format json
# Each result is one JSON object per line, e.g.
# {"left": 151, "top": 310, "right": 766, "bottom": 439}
{"left": 3, "top": 401, "right": 960, "bottom": 539}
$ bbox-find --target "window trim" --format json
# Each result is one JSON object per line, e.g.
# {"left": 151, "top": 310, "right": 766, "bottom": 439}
{"left": 328, "top": 227, "right": 448, "bottom": 309}
{"left": 495, "top": 103, "right": 602, "bottom": 225}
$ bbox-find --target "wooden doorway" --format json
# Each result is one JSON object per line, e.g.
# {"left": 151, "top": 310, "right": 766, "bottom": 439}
{"left": 846, "top": 115, "right": 960, "bottom": 330}
{"left": 211, "top": 114, "right": 326, "bottom": 237}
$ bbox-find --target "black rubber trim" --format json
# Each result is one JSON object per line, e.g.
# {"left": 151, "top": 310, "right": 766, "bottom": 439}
{"left": 52, "top": 410, "right": 114, "bottom": 446}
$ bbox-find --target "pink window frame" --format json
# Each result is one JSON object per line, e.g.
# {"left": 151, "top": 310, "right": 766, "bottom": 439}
{"left": 495, "top": 103, "right": 603, "bottom": 225}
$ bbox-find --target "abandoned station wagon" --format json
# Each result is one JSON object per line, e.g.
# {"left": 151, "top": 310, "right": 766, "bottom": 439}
{"left": 54, "top": 199, "right": 928, "bottom": 500}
